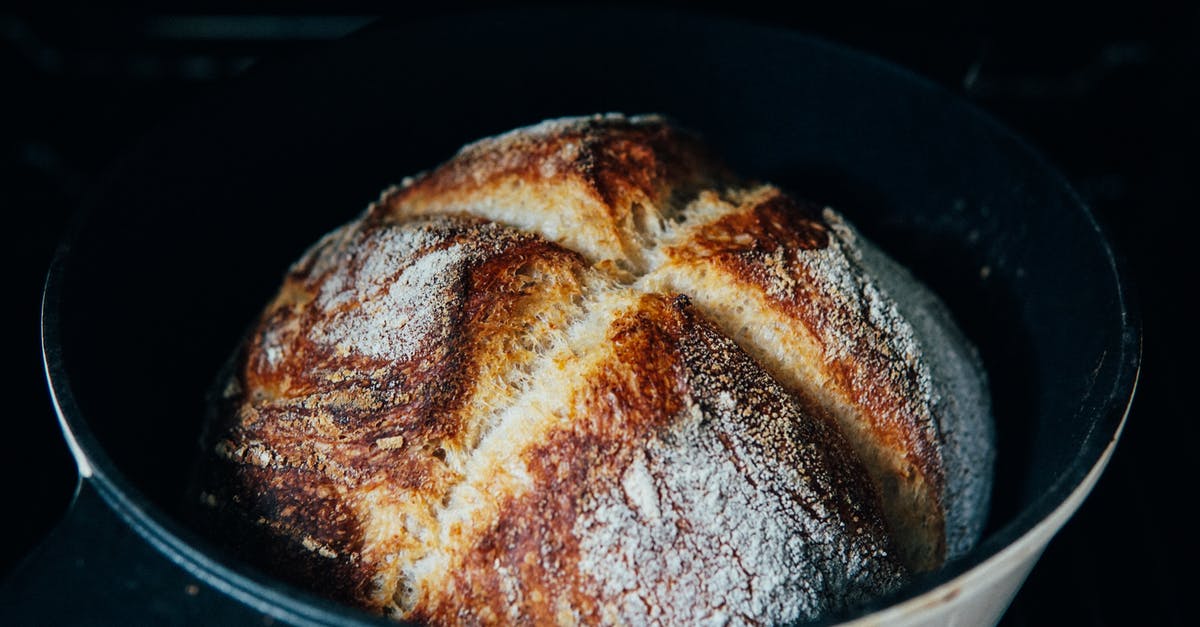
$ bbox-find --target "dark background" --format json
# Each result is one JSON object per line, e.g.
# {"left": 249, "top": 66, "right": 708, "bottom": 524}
{"left": 3, "top": 2, "right": 1190, "bottom": 624}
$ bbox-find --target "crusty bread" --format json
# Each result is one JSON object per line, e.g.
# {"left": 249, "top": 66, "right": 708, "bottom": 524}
{"left": 196, "top": 114, "right": 993, "bottom": 624}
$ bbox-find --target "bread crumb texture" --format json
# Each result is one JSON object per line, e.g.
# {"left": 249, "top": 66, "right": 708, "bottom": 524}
{"left": 196, "top": 114, "right": 993, "bottom": 625}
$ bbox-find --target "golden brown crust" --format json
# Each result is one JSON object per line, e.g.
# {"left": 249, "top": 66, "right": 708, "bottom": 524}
{"left": 196, "top": 114, "right": 992, "bottom": 622}
{"left": 416, "top": 296, "right": 689, "bottom": 625}
{"left": 376, "top": 114, "right": 730, "bottom": 272}
{"left": 394, "top": 115, "right": 719, "bottom": 212}
{"left": 199, "top": 214, "right": 590, "bottom": 609}
{"left": 658, "top": 187, "right": 948, "bottom": 568}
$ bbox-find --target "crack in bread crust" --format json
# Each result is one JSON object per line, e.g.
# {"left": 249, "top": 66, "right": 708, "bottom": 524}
{"left": 412, "top": 294, "right": 903, "bottom": 625}
{"left": 195, "top": 114, "right": 993, "bottom": 624}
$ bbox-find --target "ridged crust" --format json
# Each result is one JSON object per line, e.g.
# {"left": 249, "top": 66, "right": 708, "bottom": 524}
{"left": 201, "top": 215, "right": 591, "bottom": 609}
{"left": 650, "top": 188, "right": 950, "bottom": 569}
{"left": 196, "top": 114, "right": 993, "bottom": 623}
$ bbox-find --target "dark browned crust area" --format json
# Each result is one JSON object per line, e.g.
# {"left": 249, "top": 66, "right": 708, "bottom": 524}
{"left": 684, "top": 191, "right": 831, "bottom": 255}
{"left": 197, "top": 461, "right": 375, "bottom": 607}
{"left": 197, "top": 214, "right": 588, "bottom": 610}
{"left": 416, "top": 294, "right": 689, "bottom": 624}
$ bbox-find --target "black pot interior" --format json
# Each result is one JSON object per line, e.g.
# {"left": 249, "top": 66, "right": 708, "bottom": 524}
{"left": 50, "top": 9, "right": 1134, "bottom": 621}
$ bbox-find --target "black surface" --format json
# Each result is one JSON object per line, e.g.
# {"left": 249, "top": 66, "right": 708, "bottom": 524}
{"left": 0, "top": 481, "right": 278, "bottom": 625}
{"left": 3, "top": 3, "right": 1188, "bottom": 625}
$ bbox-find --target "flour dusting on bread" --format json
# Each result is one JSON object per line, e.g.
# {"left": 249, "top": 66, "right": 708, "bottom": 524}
{"left": 196, "top": 114, "right": 994, "bottom": 625}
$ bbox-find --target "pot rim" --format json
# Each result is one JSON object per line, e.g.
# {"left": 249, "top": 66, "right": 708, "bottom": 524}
{"left": 37, "top": 11, "right": 1143, "bottom": 626}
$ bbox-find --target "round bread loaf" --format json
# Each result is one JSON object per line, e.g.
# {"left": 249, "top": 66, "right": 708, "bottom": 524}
{"left": 195, "top": 114, "right": 993, "bottom": 624}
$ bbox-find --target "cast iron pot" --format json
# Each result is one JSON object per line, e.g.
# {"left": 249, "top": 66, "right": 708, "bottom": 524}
{"left": 12, "top": 8, "right": 1140, "bottom": 625}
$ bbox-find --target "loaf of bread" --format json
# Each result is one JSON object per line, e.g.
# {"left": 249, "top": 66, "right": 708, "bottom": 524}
{"left": 195, "top": 114, "right": 993, "bottom": 624}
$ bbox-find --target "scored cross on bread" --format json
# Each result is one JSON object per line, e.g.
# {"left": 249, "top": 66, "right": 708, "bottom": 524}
{"left": 196, "top": 114, "right": 993, "bottom": 624}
